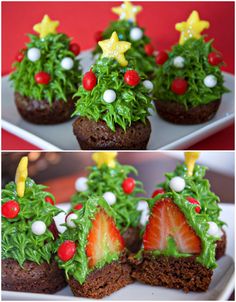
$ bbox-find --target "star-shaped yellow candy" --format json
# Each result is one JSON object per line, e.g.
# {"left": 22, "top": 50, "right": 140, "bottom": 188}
{"left": 92, "top": 152, "right": 118, "bottom": 168}
{"left": 112, "top": 1, "right": 142, "bottom": 23}
{"left": 175, "top": 10, "right": 210, "bottom": 45}
{"left": 15, "top": 157, "right": 28, "bottom": 197}
{"left": 184, "top": 152, "right": 200, "bottom": 176}
{"left": 98, "top": 32, "right": 131, "bottom": 66}
{"left": 33, "top": 15, "right": 59, "bottom": 39}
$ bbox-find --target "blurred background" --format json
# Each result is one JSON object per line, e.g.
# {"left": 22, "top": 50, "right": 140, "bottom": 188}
{"left": 2, "top": 151, "right": 234, "bottom": 204}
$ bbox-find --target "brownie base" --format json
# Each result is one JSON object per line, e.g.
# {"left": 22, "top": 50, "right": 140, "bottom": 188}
{"left": 73, "top": 117, "right": 151, "bottom": 150}
{"left": 68, "top": 255, "right": 133, "bottom": 299}
{"left": 123, "top": 227, "right": 142, "bottom": 253}
{"left": 216, "top": 230, "right": 226, "bottom": 260}
{"left": 130, "top": 253, "right": 213, "bottom": 292}
{"left": 15, "top": 92, "right": 76, "bottom": 124}
{"left": 154, "top": 99, "right": 221, "bottom": 125}
{"left": 2, "top": 258, "right": 67, "bottom": 294}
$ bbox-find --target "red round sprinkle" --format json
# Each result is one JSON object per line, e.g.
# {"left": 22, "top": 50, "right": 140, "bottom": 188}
{"left": 2, "top": 200, "right": 20, "bottom": 219}
{"left": 144, "top": 44, "right": 154, "bottom": 56}
{"left": 171, "top": 78, "right": 188, "bottom": 95}
{"left": 69, "top": 43, "right": 80, "bottom": 56}
{"left": 208, "top": 52, "right": 223, "bottom": 66}
{"left": 34, "top": 71, "right": 51, "bottom": 85}
{"left": 156, "top": 51, "right": 168, "bottom": 65}
{"left": 82, "top": 70, "right": 97, "bottom": 91}
{"left": 45, "top": 196, "right": 54, "bottom": 205}
{"left": 122, "top": 178, "right": 136, "bottom": 194}
{"left": 124, "top": 70, "right": 140, "bottom": 87}
{"left": 58, "top": 240, "right": 76, "bottom": 261}
{"left": 152, "top": 188, "right": 165, "bottom": 198}
{"left": 74, "top": 203, "right": 83, "bottom": 211}
{"left": 15, "top": 50, "right": 24, "bottom": 62}
{"left": 94, "top": 31, "right": 103, "bottom": 43}
{"left": 186, "top": 197, "right": 201, "bottom": 213}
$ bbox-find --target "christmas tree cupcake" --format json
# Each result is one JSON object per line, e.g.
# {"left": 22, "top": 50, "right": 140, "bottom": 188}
{"left": 153, "top": 11, "right": 229, "bottom": 124}
{"left": 73, "top": 32, "right": 153, "bottom": 150}
{"left": 131, "top": 152, "right": 226, "bottom": 292}
{"left": 71, "top": 152, "right": 145, "bottom": 253}
{"left": 2, "top": 157, "right": 66, "bottom": 293}
{"left": 93, "top": 1, "right": 157, "bottom": 77}
{"left": 10, "top": 15, "right": 82, "bottom": 124}
{"left": 56, "top": 196, "right": 133, "bottom": 298}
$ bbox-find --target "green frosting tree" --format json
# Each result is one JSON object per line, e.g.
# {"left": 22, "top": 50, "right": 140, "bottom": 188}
{"left": 10, "top": 15, "right": 81, "bottom": 104}
{"left": 2, "top": 157, "right": 62, "bottom": 266}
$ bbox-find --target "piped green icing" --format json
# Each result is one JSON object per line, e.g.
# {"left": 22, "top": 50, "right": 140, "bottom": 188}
{"left": 55, "top": 196, "right": 122, "bottom": 284}
{"left": 73, "top": 57, "right": 153, "bottom": 132}
{"left": 71, "top": 162, "right": 145, "bottom": 234}
{"left": 153, "top": 38, "right": 229, "bottom": 108}
{"left": 93, "top": 20, "right": 156, "bottom": 75}
{"left": 2, "top": 178, "right": 62, "bottom": 266}
{"left": 10, "top": 33, "right": 82, "bottom": 104}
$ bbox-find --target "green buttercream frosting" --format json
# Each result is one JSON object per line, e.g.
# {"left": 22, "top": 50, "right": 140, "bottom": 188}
{"left": 73, "top": 57, "right": 153, "bottom": 131}
{"left": 93, "top": 20, "right": 157, "bottom": 75}
{"left": 2, "top": 178, "right": 62, "bottom": 266}
{"left": 55, "top": 196, "right": 122, "bottom": 284}
{"left": 153, "top": 38, "right": 229, "bottom": 108}
{"left": 10, "top": 33, "right": 81, "bottom": 104}
{"left": 147, "top": 163, "right": 225, "bottom": 269}
{"left": 71, "top": 162, "right": 145, "bottom": 234}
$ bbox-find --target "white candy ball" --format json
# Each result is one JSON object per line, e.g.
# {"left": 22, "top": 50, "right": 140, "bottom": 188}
{"left": 66, "top": 213, "right": 78, "bottom": 228}
{"left": 61, "top": 57, "right": 74, "bottom": 70}
{"left": 31, "top": 221, "right": 46, "bottom": 235}
{"left": 75, "top": 177, "right": 88, "bottom": 192}
{"left": 207, "top": 221, "right": 223, "bottom": 238}
{"left": 204, "top": 75, "right": 217, "bottom": 88}
{"left": 143, "top": 80, "right": 154, "bottom": 91}
{"left": 103, "top": 89, "right": 116, "bottom": 103}
{"left": 173, "top": 56, "right": 185, "bottom": 68}
{"left": 103, "top": 192, "right": 116, "bottom": 205}
{"left": 130, "top": 27, "right": 143, "bottom": 41}
{"left": 27, "top": 48, "right": 41, "bottom": 62}
{"left": 169, "top": 176, "right": 185, "bottom": 192}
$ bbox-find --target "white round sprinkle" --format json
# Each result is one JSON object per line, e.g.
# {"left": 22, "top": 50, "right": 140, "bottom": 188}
{"left": 130, "top": 27, "right": 143, "bottom": 41}
{"left": 103, "top": 192, "right": 116, "bottom": 205}
{"left": 66, "top": 213, "right": 78, "bottom": 228}
{"left": 207, "top": 221, "right": 223, "bottom": 238}
{"left": 169, "top": 176, "right": 185, "bottom": 192}
{"left": 173, "top": 56, "right": 185, "bottom": 68}
{"left": 143, "top": 80, "right": 154, "bottom": 91}
{"left": 31, "top": 221, "right": 46, "bottom": 235}
{"left": 27, "top": 48, "right": 41, "bottom": 62}
{"left": 61, "top": 57, "right": 74, "bottom": 70}
{"left": 75, "top": 177, "right": 88, "bottom": 192}
{"left": 103, "top": 89, "right": 116, "bottom": 103}
{"left": 204, "top": 75, "right": 217, "bottom": 88}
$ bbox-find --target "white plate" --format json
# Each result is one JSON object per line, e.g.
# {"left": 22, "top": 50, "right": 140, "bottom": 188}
{"left": 2, "top": 50, "right": 235, "bottom": 150}
{"left": 2, "top": 203, "right": 235, "bottom": 301}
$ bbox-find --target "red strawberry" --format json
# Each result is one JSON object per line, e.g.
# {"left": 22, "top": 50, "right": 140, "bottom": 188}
{"left": 143, "top": 198, "right": 201, "bottom": 254}
{"left": 86, "top": 209, "right": 124, "bottom": 268}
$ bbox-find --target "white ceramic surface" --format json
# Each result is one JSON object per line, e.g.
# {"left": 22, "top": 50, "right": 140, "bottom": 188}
{"left": 2, "top": 50, "right": 235, "bottom": 150}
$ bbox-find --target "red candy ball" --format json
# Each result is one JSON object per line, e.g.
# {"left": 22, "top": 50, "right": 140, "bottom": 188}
{"left": 171, "top": 78, "right": 188, "bottom": 95}
{"left": 156, "top": 51, "right": 168, "bottom": 65}
{"left": 2, "top": 200, "right": 20, "bottom": 219}
{"left": 69, "top": 43, "right": 80, "bottom": 56}
{"left": 15, "top": 50, "right": 25, "bottom": 62}
{"left": 82, "top": 71, "right": 97, "bottom": 91}
{"left": 58, "top": 240, "right": 76, "bottom": 262}
{"left": 124, "top": 70, "right": 140, "bottom": 86}
{"left": 94, "top": 31, "right": 103, "bottom": 43}
{"left": 152, "top": 188, "right": 165, "bottom": 198}
{"left": 122, "top": 178, "right": 135, "bottom": 194}
{"left": 186, "top": 197, "right": 201, "bottom": 213}
{"left": 74, "top": 203, "right": 83, "bottom": 211}
{"left": 35, "top": 72, "right": 51, "bottom": 85}
{"left": 45, "top": 196, "right": 54, "bottom": 205}
{"left": 144, "top": 44, "right": 154, "bottom": 56}
{"left": 208, "top": 52, "right": 223, "bottom": 66}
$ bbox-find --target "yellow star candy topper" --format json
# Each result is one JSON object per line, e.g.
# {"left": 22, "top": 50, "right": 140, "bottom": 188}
{"left": 175, "top": 10, "right": 210, "bottom": 45}
{"left": 33, "top": 15, "right": 59, "bottom": 39}
{"left": 112, "top": 1, "right": 142, "bottom": 23}
{"left": 98, "top": 32, "right": 131, "bottom": 67}
{"left": 15, "top": 156, "right": 28, "bottom": 197}
{"left": 184, "top": 152, "right": 200, "bottom": 176}
{"left": 92, "top": 152, "right": 118, "bottom": 168}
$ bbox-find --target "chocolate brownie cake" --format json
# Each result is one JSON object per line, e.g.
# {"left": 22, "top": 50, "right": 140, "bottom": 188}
{"left": 2, "top": 157, "right": 66, "bottom": 294}
{"left": 10, "top": 14, "right": 81, "bottom": 124}
{"left": 71, "top": 152, "right": 145, "bottom": 253}
{"left": 56, "top": 196, "right": 133, "bottom": 298}
{"left": 153, "top": 10, "right": 229, "bottom": 124}
{"left": 72, "top": 32, "right": 153, "bottom": 150}
{"left": 92, "top": 1, "right": 157, "bottom": 78}
{"left": 131, "top": 152, "right": 226, "bottom": 292}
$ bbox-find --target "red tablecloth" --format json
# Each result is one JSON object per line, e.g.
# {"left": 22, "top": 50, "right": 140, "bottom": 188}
{"left": 2, "top": 1, "right": 235, "bottom": 150}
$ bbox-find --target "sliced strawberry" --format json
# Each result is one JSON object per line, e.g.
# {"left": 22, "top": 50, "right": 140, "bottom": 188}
{"left": 143, "top": 198, "right": 201, "bottom": 254}
{"left": 86, "top": 209, "right": 124, "bottom": 268}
